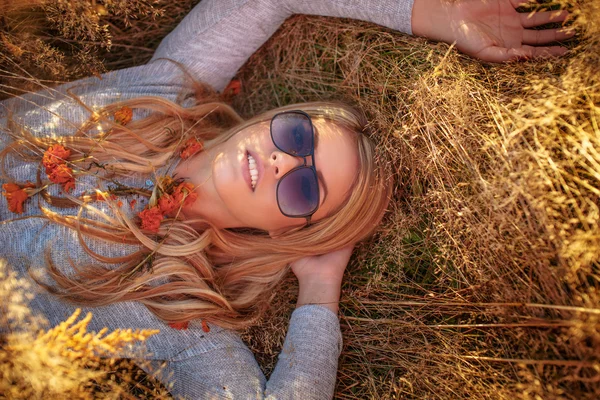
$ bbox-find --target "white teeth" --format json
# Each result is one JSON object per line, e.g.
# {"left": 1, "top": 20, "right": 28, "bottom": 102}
{"left": 248, "top": 154, "right": 258, "bottom": 189}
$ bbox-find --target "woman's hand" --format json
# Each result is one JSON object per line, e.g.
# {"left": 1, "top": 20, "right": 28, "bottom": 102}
{"left": 291, "top": 246, "right": 354, "bottom": 314}
{"left": 412, "top": 0, "right": 575, "bottom": 62}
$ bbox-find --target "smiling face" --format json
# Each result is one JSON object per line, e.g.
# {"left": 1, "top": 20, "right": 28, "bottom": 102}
{"left": 178, "top": 116, "right": 360, "bottom": 233}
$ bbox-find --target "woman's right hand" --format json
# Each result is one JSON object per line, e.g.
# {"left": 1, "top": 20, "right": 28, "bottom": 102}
{"left": 412, "top": 0, "right": 575, "bottom": 62}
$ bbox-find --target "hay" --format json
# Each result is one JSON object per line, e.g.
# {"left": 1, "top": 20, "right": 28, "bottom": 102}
{"left": 2, "top": 0, "right": 599, "bottom": 398}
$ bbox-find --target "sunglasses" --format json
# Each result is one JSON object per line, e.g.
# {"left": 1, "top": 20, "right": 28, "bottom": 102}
{"left": 270, "top": 110, "right": 320, "bottom": 224}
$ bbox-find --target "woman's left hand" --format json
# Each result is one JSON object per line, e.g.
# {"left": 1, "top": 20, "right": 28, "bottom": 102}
{"left": 412, "top": 0, "right": 575, "bottom": 62}
{"left": 291, "top": 246, "right": 354, "bottom": 314}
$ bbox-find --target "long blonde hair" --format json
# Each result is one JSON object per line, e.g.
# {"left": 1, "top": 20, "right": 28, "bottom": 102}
{"left": 3, "top": 96, "right": 391, "bottom": 329}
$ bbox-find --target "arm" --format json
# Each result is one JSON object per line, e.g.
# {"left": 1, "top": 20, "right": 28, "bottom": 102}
{"left": 152, "top": 0, "right": 573, "bottom": 92}
{"left": 145, "top": 248, "right": 351, "bottom": 399}
{"left": 151, "top": 0, "right": 415, "bottom": 91}
{"left": 265, "top": 247, "right": 353, "bottom": 398}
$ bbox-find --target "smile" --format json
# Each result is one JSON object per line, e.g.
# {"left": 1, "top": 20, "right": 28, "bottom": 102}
{"left": 244, "top": 150, "right": 261, "bottom": 192}
{"left": 248, "top": 153, "right": 258, "bottom": 189}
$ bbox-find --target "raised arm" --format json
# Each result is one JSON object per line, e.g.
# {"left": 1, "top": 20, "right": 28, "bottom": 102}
{"left": 152, "top": 0, "right": 573, "bottom": 92}
{"left": 151, "top": 0, "right": 415, "bottom": 91}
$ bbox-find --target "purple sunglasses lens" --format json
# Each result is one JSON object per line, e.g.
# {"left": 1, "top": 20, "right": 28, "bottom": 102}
{"left": 277, "top": 168, "right": 319, "bottom": 217}
{"left": 271, "top": 112, "right": 313, "bottom": 156}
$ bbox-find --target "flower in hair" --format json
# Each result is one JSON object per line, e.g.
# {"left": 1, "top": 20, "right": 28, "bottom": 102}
{"left": 138, "top": 206, "right": 164, "bottom": 233}
{"left": 158, "top": 193, "right": 179, "bottom": 216}
{"left": 48, "top": 164, "right": 76, "bottom": 192}
{"left": 43, "top": 144, "right": 75, "bottom": 192}
{"left": 156, "top": 182, "right": 197, "bottom": 217}
{"left": 168, "top": 321, "right": 189, "bottom": 330}
{"left": 180, "top": 137, "right": 204, "bottom": 160}
{"left": 2, "top": 182, "right": 35, "bottom": 214}
{"left": 171, "top": 182, "right": 197, "bottom": 208}
{"left": 114, "top": 106, "right": 133, "bottom": 125}
{"left": 138, "top": 178, "right": 198, "bottom": 232}
{"left": 42, "top": 144, "right": 71, "bottom": 171}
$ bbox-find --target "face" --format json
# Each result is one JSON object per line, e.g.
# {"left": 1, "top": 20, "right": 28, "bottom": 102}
{"left": 209, "top": 116, "right": 359, "bottom": 233}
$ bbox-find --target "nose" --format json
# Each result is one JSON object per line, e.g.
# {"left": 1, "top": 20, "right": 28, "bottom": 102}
{"left": 270, "top": 150, "right": 303, "bottom": 179}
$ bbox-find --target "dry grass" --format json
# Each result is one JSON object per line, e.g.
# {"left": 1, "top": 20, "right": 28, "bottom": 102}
{"left": 0, "top": 260, "right": 171, "bottom": 398}
{"left": 1, "top": 0, "right": 600, "bottom": 398}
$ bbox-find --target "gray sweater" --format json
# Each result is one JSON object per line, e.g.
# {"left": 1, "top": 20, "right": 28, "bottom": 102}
{"left": 0, "top": 1, "right": 413, "bottom": 398}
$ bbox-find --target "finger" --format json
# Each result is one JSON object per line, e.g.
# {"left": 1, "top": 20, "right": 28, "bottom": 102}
{"left": 519, "top": 10, "right": 569, "bottom": 28}
{"left": 510, "top": 0, "right": 534, "bottom": 8}
{"left": 510, "top": 45, "right": 568, "bottom": 60}
{"left": 523, "top": 28, "right": 575, "bottom": 45}
{"left": 475, "top": 45, "right": 567, "bottom": 63}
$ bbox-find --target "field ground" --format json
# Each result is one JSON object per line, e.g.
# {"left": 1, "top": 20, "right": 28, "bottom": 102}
{"left": 1, "top": 0, "right": 599, "bottom": 398}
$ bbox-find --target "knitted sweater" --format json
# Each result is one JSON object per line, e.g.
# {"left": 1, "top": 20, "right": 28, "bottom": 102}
{"left": 0, "top": 1, "right": 414, "bottom": 398}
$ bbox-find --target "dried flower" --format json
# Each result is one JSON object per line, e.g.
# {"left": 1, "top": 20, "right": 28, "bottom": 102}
{"left": 158, "top": 193, "right": 179, "bottom": 216}
{"left": 42, "top": 144, "right": 71, "bottom": 172}
{"left": 223, "top": 78, "right": 242, "bottom": 97}
{"left": 172, "top": 182, "right": 197, "bottom": 207}
{"left": 168, "top": 322, "right": 189, "bottom": 330}
{"left": 47, "top": 164, "right": 76, "bottom": 192}
{"left": 180, "top": 137, "right": 204, "bottom": 160}
{"left": 114, "top": 106, "right": 133, "bottom": 125}
{"left": 138, "top": 206, "right": 163, "bottom": 233}
{"left": 2, "top": 182, "right": 35, "bottom": 214}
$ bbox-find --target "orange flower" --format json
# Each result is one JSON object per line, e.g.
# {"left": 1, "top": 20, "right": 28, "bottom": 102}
{"left": 138, "top": 206, "right": 163, "bottom": 233}
{"left": 158, "top": 193, "right": 179, "bottom": 216}
{"left": 201, "top": 320, "right": 210, "bottom": 333}
{"left": 180, "top": 138, "right": 204, "bottom": 160}
{"left": 168, "top": 321, "right": 189, "bottom": 330}
{"left": 2, "top": 182, "right": 34, "bottom": 214}
{"left": 172, "top": 182, "right": 197, "bottom": 207}
{"left": 130, "top": 199, "right": 137, "bottom": 210}
{"left": 223, "top": 78, "right": 242, "bottom": 97}
{"left": 47, "top": 164, "right": 75, "bottom": 192}
{"left": 42, "top": 144, "right": 71, "bottom": 172}
{"left": 114, "top": 106, "right": 133, "bottom": 125}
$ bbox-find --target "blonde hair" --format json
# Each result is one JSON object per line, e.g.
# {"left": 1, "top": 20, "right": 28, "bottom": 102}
{"left": 4, "top": 96, "right": 391, "bottom": 329}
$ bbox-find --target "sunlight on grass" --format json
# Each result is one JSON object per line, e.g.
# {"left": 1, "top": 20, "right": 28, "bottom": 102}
{"left": 1, "top": 0, "right": 599, "bottom": 398}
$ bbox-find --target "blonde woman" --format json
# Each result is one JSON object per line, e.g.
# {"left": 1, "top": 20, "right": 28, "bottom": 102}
{"left": 0, "top": 0, "right": 571, "bottom": 398}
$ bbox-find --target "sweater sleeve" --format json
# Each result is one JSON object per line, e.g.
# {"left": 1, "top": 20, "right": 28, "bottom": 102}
{"left": 265, "top": 305, "right": 342, "bottom": 399}
{"left": 151, "top": 305, "right": 342, "bottom": 399}
{"left": 151, "top": 0, "right": 415, "bottom": 91}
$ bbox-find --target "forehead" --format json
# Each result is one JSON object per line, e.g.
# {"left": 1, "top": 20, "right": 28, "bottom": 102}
{"left": 311, "top": 118, "right": 359, "bottom": 220}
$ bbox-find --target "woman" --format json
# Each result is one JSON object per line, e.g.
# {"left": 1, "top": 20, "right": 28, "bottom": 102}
{"left": 0, "top": 0, "right": 572, "bottom": 398}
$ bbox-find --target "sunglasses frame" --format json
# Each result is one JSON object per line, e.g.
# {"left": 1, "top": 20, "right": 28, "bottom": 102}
{"left": 270, "top": 110, "right": 320, "bottom": 225}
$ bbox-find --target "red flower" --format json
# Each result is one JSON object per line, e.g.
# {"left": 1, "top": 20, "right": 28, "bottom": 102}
{"left": 158, "top": 193, "right": 179, "bottom": 216}
{"left": 172, "top": 182, "right": 197, "bottom": 207}
{"left": 138, "top": 206, "right": 163, "bottom": 233}
{"left": 42, "top": 144, "right": 71, "bottom": 172}
{"left": 223, "top": 78, "right": 242, "bottom": 97}
{"left": 2, "top": 182, "right": 34, "bottom": 214}
{"left": 114, "top": 106, "right": 133, "bottom": 125}
{"left": 168, "top": 321, "right": 189, "bottom": 330}
{"left": 47, "top": 164, "right": 75, "bottom": 192}
{"left": 180, "top": 138, "right": 204, "bottom": 160}
{"left": 130, "top": 199, "right": 137, "bottom": 210}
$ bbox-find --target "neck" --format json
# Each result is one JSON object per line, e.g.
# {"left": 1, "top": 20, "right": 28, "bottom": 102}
{"left": 174, "top": 146, "right": 243, "bottom": 229}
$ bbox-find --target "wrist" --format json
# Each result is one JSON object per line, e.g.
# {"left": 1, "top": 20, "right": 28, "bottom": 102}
{"left": 296, "top": 279, "right": 342, "bottom": 314}
{"left": 411, "top": 0, "right": 457, "bottom": 44}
